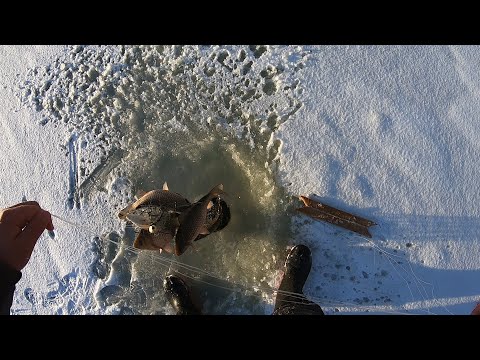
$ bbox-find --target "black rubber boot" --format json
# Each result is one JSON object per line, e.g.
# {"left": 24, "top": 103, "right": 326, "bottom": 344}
{"left": 283, "top": 244, "right": 312, "bottom": 293}
{"left": 163, "top": 275, "right": 201, "bottom": 315}
{"left": 273, "top": 244, "right": 324, "bottom": 315}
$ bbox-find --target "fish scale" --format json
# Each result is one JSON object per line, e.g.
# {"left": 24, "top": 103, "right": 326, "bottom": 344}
{"left": 128, "top": 205, "right": 164, "bottom": 224}
{"left": 174, "top": 184, "right": 224, "bottom": 256}
{"left": 119, "top": 186, "right": 191, "bottom": 226}
{"left": 119, "top": 183, "right": 228, "bottom": 255}
{"left": 133, "top": 190, "right": 190, "bottom": 210}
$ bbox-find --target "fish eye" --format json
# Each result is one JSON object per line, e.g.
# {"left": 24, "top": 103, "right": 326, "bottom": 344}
{"left": 149, "top": 225, "right": 156, "bottom": 233}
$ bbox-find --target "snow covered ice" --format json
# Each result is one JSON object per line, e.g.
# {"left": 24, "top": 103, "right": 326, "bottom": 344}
{"left": 1, "top": 45, "right": 480, "bottom": 315}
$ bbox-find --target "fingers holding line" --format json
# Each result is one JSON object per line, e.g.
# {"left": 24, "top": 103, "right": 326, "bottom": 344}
{"left": 0, "top": 202, "right": 54, "bottom": 232}
{"left": 8, "top": 201, "right": 40, "bottom": 209}
{"left": 16, "top": 209, "right": 54, "bottom": 248}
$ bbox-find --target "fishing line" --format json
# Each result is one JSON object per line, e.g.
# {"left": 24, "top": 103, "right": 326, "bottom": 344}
{"left": 50, "top": 213, "right": 416, "bottom": 313}
{"left": 364, "top": 238, "right": 436, "bottom": 313}
{"left": 117, "top": 241, "right": 413, "bottom": 313}
{"left": 52, "top": 214, "right": 308, "bottom": 301}
{"left": 343, "top": 232, "right": 445, "bottom": 315}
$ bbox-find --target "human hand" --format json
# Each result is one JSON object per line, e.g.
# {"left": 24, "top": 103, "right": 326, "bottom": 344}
{"left": 0, "top": 201, "right": 54, "bottom": 271}
{"left": 472, "top": 303, "right": 480, "bottom": 315}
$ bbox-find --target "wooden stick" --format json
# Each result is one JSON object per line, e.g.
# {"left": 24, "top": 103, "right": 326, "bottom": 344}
{"left": 299, "top": 196, "right": 376, "bottom": 227}
{"left": 296, "top": 206, "right": 373, "bottom": 238}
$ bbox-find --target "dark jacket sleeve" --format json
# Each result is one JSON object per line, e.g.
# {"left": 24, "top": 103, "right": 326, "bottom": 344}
{"left": 0, "top": 262, "right": 22, "bottom": 315}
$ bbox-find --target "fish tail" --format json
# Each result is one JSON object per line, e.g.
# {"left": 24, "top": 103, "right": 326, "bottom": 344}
{"left": 208, "top": 184, "right": 225, "bottom": 198}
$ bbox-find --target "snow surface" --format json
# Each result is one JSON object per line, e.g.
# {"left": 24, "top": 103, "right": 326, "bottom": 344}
{"left": 1, "top": 45, "right": 479, "bottom": 315}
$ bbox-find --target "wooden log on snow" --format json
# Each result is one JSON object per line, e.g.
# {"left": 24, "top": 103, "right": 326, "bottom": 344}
{"left": 296, "top": 195, "right": 376, "bottom": 238}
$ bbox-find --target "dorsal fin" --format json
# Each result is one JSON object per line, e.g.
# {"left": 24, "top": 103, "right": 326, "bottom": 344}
{"left": 163, "top": 182, "right": 169, "bottom": 191}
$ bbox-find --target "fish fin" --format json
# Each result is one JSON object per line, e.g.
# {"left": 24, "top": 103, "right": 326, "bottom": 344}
{"left": 134, "top": 230, "right": 156, "bottom": 250}
{"left": 210, "top": 184, "right": 228, "bottom": 199}
{"left": 133, "top": 232, "right": 144, "bottom": 249}
{"left": 174, "top": 242, "right": 183, "bottom": 256}
{"left": 174, "top": 224, "right": 194, "bottom": 256}
{"left": 163, "top": 182, "right": 169, "bottom": 191}
{"left": 213, "top": 184, "right": 229, "bottom": 196}
{"left": 204, "top": 184, "right": 225, "bottom": 199}
{"left": 162, "top": 241, "right": 175, "bottom": 254}
{"left": 195, "top": 184, "right": 226, "bottom": 203}
{"left": 199, "top": 226, "right": 210, "bottom": 235}
{"left": 135, "top": 230, "right": 170, "bottom": 250}
{"left": 212, "top": 184, "right": 224, "bottom": 195}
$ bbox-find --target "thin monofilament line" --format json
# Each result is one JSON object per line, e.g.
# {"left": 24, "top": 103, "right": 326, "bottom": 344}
{"left": 105, "top": 237, "right": 314, "bottom": 304}
{"left": 115, "top": 241, "right": 413, "bottom": 313}
{"left": 51, "top": 213, "right": 92, "bottom": 231}
{"left": 50, "top": 213, "right": 414, "bottom": 314}
{"left": 51, "top": 213, "right": 339, "bottom": 305}
{"left": 339, "top": 231, "right": 444, "bottom": 315}
{"left": 53, "top": 213, "right": 417, "bottom": 314}
{"left": 360, "top": 234, "right": 445, "bottom": 315}
{"left": 51, "top": 213, "right": 305, "bottom": 300}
